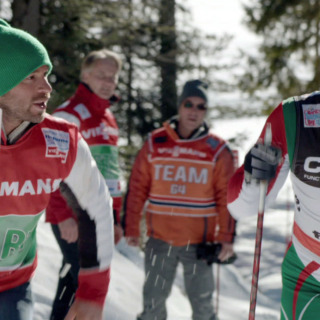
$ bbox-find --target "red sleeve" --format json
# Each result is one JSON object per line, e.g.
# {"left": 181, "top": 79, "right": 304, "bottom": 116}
{"left": 45, "top": 189, "right": 76, "bottom": 224}
{"left": 227, "top": 164, "right": 246, "bottom": 204}
{"left": 76, "top": 268, "right": 110, "bottom": 307}
{"left": 227, "top": 103, "right": 289, "bottom": 218}
{"left": 213, "top": 147, "right": 236, "bottom": 243}
{"left": 124, "top": 141, "right": 151, "bottom": 237}
{"left": 112, "top": 196, "right": 122, "bottom": 224}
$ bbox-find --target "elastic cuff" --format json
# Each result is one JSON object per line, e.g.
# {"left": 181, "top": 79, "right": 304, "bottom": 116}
{"left": 76, "top": 268, "right": 110, "bottom": 307}
{"left": 216, "top": 233, "right": 235, "bottom": 244}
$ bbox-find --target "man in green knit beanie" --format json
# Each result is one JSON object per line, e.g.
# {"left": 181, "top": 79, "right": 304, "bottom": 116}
{"left": 0, "top": 19, "right": 114, "bottom": 320}
{"left": 0, "top": 19, "right": 52, "bottom": 96}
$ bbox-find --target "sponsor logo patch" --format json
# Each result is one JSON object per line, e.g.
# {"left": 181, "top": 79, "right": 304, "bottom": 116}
{"left": 206, "top": 137, "right": 219, "bottom": 149}
{"left": 157, "top": 146, "right": 206, "bottom": 158}
{"left": 74, "top": 103, "right": 91, "bottom": 120}
{"left": 302, "top": 104, "right": 320, "bottom": 127}
{"left": 81, "top": 123, "right": 118, "bottom": 140}
{"left": 42, "top": 128, "right": 70, "bottom": 163}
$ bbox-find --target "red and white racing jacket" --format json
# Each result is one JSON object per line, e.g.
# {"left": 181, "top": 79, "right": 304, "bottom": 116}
{"left": 45, "top": 83, "right": 122, "bottom": 223}
{"left": 124, "top": 119, "right": 236, "bottom": 246}
{"left": 0, "top": 114, "right": 113, "bottom": 306}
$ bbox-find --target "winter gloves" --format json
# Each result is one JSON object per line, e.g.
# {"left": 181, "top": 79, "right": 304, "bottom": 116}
{"left": 244, "top": 144, "right": 282, "bottom": 182}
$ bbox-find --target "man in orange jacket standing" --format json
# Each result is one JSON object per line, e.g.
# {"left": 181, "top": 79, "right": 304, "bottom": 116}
{"left": 123, "top": 80, "right": 236, "bottom": 320}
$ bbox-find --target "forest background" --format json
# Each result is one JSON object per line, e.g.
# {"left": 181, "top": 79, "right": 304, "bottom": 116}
{"left": 1, "top": 0, "right": 319, "bottom": 183}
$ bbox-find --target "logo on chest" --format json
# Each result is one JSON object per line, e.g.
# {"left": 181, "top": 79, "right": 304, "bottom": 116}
{"left": 302, "top": 104, "right": 320, "bottom": 128}
{"left": 154, "top": 164, "right": 208, "bottom": 184}
{"left": 42, "top": 128, "right": 70, "bottom": 163}
{"left": 158, "top": 146, "right": 207, "bottom": 158}
{"left": 74, "top": 103, "right": 91, "bottom": 120}
{"left": 81, "top": 123, "right": 118, "bottom": 140}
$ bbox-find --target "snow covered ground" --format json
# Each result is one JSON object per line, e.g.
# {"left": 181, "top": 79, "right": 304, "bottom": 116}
{"left": 33, "top": 116, "right": 295, "bottom": 320}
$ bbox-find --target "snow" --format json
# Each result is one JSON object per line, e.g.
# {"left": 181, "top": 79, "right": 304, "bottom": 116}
{"left": 2, "top": 0, "right": 293, "bottom": 318}
{"left": 32, "top": 116, "right": 295, "bottom": 320}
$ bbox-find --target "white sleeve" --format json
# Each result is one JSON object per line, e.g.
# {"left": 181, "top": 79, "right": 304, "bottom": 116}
{"left": 54, "top": 111, "right": 81, "bottom": 128}
{"left": 228, "top": 154, "right": 290, "bottom": 220}
{"left": 64, "top": 138, "right": 114, "bottom": 269}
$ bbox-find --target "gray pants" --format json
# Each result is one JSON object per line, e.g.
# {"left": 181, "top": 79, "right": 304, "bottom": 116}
{"left": 138, "top": 237, "right": 215, "bottom": 320}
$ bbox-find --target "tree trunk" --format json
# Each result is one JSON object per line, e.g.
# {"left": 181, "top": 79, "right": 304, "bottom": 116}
{"left": 11, "top": 0, "right": 40, "bottom": 36}
{"left": 158, "top": 0, "right": 177, "bottom": 122}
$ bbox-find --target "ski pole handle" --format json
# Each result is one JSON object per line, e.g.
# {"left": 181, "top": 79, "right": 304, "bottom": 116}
{"left": 258, "top": 123, "right": 272, "bottom": 214}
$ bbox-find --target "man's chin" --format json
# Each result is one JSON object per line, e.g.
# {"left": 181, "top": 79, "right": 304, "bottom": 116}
{"left": 30, "top": 112, "right": 46, "bottom": 124}
{"left": 98, "top": 91, "right": 112, "bottom": 100}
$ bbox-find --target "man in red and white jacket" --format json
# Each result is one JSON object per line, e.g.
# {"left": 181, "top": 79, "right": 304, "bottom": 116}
{"left": 0, "top": 19, "right": 113, "bottom": 320}
{"left": 46, "top": 49, "right": 123, "bottom": 319}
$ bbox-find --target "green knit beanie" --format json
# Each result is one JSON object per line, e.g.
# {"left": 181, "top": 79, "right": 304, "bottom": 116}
{"left": 0, "top": 19, "right": 52, "bottom": 96}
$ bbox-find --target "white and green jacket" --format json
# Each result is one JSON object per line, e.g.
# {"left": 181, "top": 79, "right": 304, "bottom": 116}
{"left": 228, "top": 91, "right": 320, "bottom": 281}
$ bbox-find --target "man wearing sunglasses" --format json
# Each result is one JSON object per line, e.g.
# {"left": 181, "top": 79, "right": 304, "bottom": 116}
{"left": 123, "top": 79, "right": 236, "bottom": 320}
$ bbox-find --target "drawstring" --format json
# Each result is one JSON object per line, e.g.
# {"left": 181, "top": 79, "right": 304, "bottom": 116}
{"left": 1, "top": 130, "right": 6, "bottom": 146}
{"left": 0, "top": 108, "right": 4, "bottom": 146}
{"left": 202, "top": 217, "right": 208, "bottom": 243}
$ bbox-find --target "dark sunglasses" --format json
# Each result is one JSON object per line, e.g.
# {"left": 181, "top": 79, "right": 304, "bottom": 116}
{"left": 183, "top": 100, "right": 207, "bottom": 111}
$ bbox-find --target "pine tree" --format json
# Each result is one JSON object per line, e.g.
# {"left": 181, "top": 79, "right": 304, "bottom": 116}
{"left": 239, "top": 0, "right": 320, "bottom": 113}
{"left": 4, "top": 0, "right": 235, "bottom": 191}
{"left": 6, "top": 0, "right": 233, "bottom": 145}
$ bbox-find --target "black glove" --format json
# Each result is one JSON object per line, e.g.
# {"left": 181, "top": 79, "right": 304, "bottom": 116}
{"left": 244, "top": 144, "right": 281, "bottom": 181}
{"left": 196, "top": 243, "right": 237, "bottom": 265}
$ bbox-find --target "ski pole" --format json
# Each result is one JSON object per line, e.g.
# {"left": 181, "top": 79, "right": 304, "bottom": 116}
{"left": 248, "top": 123, "right": 272, "bottom": 320}
{"left": 0, "top": 108, "right": 2, "bottom": 147}
{"left": 215, "top": 263, "right": 220, "bottom": 317}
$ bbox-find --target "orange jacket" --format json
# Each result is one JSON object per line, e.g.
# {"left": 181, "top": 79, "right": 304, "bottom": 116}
{"left": 124, "top": 120, "right": 236, "bottom": 246}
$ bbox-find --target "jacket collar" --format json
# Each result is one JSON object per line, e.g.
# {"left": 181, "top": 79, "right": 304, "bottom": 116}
{"left": 164, "top": 116, "right": 209, "bottom": 141}
{"left": 1, "top": 121, "right": 35, "bottom": 145}
{"left": 75, "top": 82, "right": 119, "bottom": 115}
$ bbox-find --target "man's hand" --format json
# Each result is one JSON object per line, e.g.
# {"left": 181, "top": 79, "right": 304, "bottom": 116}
{"left": 114, "top": 224, "right": 123, "bottom": 244}
{"left": 64, "top": 299, "right": 102, "bottom": 320}
{"left": 244, "top": 144, "right": 282, "bottom": 181}
{"left": 218, "top": 242, "right": 235, "bottom": 263}
{"left": 126, "top": 236, "right": 140, "bottom": 247}
{"left": 58, "top": 218, "right": 78, "bottom": 243}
